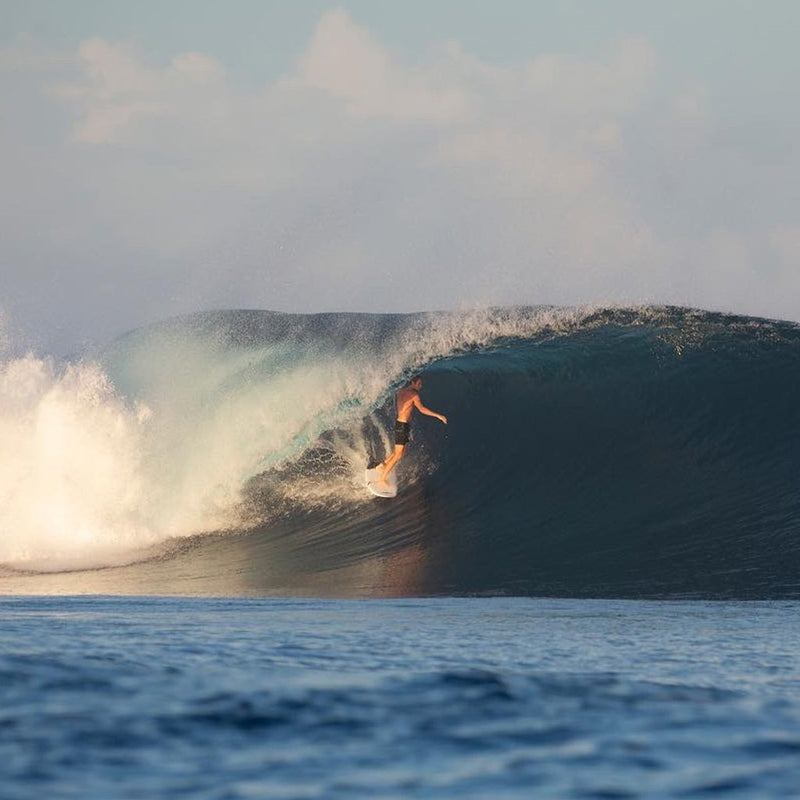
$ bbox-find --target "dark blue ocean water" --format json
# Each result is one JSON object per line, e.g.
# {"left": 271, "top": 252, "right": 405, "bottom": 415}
{"left": 2, "top": 596, "right": 799, "bottom": 799}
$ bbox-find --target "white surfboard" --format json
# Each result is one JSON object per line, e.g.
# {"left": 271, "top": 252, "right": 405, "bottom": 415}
{"left": 365, "top": 466, "right": 397, "bottom": 498}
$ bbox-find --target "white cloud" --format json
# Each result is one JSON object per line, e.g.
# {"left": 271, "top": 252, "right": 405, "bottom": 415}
{"left": 525, "top": 36, "right": 655, "bottom": 118}
{"left": 53, "top": 38, "right": 226, "bottom": 143}
{"left": 294, "top": 8, "right": 468, "bottom": 122}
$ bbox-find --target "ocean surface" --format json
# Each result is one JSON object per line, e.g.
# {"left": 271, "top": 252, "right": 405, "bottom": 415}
{"left": 2, "top": 305, "right": 800, "bottom": 797}
{"left": 2, "top": 596, "right": 799, "bottom": 799}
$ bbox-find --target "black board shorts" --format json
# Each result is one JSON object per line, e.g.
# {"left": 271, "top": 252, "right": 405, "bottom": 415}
{"left": 394, "top": 420, "right": 411, "bottom": 446}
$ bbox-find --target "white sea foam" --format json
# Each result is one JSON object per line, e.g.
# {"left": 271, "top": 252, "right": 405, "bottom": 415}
{"left": 0, "top": 356, "right": 153, "bottom": 568}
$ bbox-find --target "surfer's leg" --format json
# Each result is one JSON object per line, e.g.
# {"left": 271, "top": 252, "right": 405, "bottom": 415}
{"left": 379, "top": 445, "right": 404, "bottom": 486}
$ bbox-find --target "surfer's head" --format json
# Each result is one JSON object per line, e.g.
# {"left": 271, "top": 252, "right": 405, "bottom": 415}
{"left": 409, "top": 375, "right": 423, "bottom": 390}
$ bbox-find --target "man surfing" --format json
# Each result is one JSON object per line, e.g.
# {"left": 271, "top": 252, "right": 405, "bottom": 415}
{"left": 377, "top": 375, "right": 448, "bottom": 489}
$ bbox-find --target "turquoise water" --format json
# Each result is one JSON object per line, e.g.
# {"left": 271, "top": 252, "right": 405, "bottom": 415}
{"left": 2, "top": 597, "right": 799, "bottom": 799}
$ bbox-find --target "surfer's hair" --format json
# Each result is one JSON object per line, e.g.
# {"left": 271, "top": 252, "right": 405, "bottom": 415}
{"left": 409, "top": 375, "right": 422, "bottom": 386}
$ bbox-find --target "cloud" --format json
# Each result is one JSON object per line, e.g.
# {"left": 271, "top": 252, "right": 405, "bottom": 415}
{"left": 52, "top": 38, "right": 226, "bottom": 143}
{"left": 295, "top": 8, "right": 468, "bottom": 122}
{"left": 525, "top": 36, "right": 655, "bottom": 119}
{"left": 1, "top": 9, "right": 799, "bottom": 351}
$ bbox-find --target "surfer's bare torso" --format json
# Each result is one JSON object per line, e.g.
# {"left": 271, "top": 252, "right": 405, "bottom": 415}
{"left": 396, "top": 386, "right": 421, "bottom": 423}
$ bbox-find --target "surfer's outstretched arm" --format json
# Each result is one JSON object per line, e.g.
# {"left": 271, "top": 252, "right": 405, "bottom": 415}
{"left": 413, "top": 396, "right": 447, "bottom": 424}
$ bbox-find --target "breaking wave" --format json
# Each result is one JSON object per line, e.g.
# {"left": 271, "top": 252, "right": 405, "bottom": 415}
{"left": 2, "top": 306, "right": 799, "bottom": 598}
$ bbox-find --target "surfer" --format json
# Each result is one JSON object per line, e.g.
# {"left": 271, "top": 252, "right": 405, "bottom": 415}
{"left": 378, "top": 375, "right": 447, "bottom": 488}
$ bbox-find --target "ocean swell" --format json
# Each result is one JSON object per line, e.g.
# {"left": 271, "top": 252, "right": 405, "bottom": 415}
{"left": 1, "top": 306, "right": 799, "bottom": 598}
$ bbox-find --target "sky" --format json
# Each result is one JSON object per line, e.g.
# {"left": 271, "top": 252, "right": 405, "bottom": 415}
{"left": 2, "top": 0, "right": 799, "bottom": 352}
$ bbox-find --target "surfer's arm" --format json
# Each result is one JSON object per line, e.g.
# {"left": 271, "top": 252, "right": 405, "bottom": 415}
{"left": 413, "top": 396, "right": 448, "bottom": 424}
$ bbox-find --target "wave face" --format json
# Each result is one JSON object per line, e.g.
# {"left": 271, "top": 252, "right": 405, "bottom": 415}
{"left": 2, "top": 306, "right": 800, "bottom": 598}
